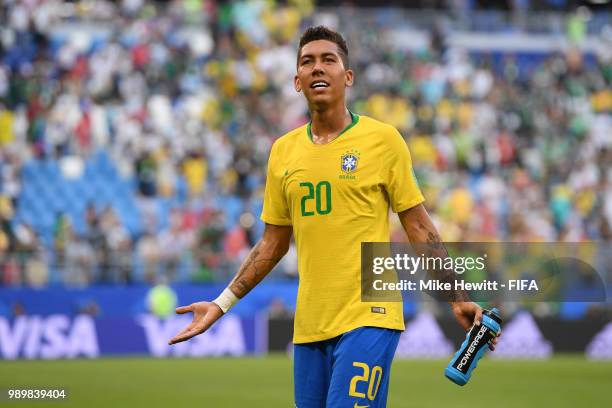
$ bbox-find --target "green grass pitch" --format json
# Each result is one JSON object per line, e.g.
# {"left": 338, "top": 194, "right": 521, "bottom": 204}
{"left": 1, "top": 355, "right": 610, "bottom": 407}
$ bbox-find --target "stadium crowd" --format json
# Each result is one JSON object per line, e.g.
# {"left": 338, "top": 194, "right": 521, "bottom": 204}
{"left": 0, "top": 0, "right": 610, "bottom": 287}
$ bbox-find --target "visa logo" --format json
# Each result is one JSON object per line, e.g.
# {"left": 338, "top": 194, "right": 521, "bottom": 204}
{"left": 0, "top": 315, "right": 99, "bottom": 360}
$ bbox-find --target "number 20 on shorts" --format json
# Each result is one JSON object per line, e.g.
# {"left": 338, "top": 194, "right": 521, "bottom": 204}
{"left": 349, "top": 362, "right": 383, "bottom": 401}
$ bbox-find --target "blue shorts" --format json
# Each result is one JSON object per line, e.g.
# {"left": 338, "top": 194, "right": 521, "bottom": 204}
{"left": 294, "top": 326, "right": 401, "bottom": 408}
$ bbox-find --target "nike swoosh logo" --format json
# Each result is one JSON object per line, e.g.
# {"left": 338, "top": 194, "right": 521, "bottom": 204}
{"left": 354, "top": 403, "right": 369, "bottom": 408}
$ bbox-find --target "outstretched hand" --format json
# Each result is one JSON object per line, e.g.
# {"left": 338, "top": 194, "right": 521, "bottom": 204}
{"left": 168, "top": 301, "right": 224, "bottom": 345}
{"left": 451, "top": 302, "right": 501, "bottom": 351}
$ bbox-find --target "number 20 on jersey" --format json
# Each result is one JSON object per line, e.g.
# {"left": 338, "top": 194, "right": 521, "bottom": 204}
{"left": 300, "top": 181, "right": 332, "bottom": 216}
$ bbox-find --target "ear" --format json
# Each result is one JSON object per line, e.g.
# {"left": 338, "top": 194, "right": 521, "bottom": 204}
{"left": 345, "top": 69, "right": 354, "bottom": 87}
{"left": 294, "top": 74, "right": 302, "bottom": 93}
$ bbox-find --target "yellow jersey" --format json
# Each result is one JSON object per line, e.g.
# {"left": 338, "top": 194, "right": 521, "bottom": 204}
{"left": 261, "top": 112, "right": 424, "bottom": 343}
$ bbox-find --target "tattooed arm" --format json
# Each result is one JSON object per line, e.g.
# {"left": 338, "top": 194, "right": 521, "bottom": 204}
{"left": 398, "top": 204, "right": 483, "bottom": 330}
{"left": 229, "top": 224, "right": 293, "bottom": 298}
{"left": 169, "top": 223, "right": 292, "bottom": 345}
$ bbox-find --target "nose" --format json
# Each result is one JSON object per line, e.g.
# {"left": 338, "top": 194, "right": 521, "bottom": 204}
{"left": 312, "top": 58, "right": 325, "bottom": 75}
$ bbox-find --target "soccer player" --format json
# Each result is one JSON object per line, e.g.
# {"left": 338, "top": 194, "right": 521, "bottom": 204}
{"left": 169, "top": 26, "right": 497, "bottom": 407}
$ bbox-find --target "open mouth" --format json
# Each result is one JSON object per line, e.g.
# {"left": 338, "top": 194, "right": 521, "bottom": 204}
{"left": 310, "top": 81, "right": 330, "bottom": 89}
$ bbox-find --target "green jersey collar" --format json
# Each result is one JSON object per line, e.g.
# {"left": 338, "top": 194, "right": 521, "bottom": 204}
{"left": 307, "top": 111, "right": 360, "bottom": 143}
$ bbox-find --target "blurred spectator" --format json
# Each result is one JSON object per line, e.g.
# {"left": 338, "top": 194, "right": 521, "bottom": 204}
{"left": 85, "top": 204, "right": 105, "bottom": 277}
{"left": 268, "top": 297, "right": 294, "bottom": 319}
{"left": 77, "top": 300, "right": 100, "bottom": 317}
{"left": 12, "top": 302, "right": 26, "bottom": 317}
{"left": 99, "top": 207, "right": 132, "bottom": 283}
{"left": 193, "top": 209, "right": 225, "bottom": 282}
{"left": 158, "top": 209, "right": 190, "bottom": 281}
{"left": 137, "top": 231, "right": 161, "bottom": 283}
{"left": 182, "top": 150, "right": 208, "bottom": 198}
{"left": 135, "top": 151, "right": 158, "bottom": 197}
{"left": 53, "top": 212, "right": 72, "bottom": 273}
{"left": 14, "top": 223, "right": 48, "bottom": 286}
{"left": 65, "top": 236, "right": 94, "bottom": 286}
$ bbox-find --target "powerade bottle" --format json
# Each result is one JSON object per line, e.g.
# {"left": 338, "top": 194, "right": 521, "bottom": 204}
{"left": 445, "top": 308, "right": 502, "bottom": 386}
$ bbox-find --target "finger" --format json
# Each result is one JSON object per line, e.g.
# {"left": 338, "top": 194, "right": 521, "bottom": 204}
{"left": 453, "top": 304, "right": 471, "bottom": 330}
{"left": 489, "top": 332, "right": 501, "bottom": 351}
{"left": 168, "top": 314, "right": 214, "bottom": 346}
{"left": 167, "top": 319, "right": 197, "bottom": 344}
{"left": 169, "top": 333, "right": 190, "bottom": 345}
{"left": 169, "top": 327, "right": 202, "bottom": 345}
{"left": 169, "top": 332, "right": 192, "bottom": 345}
{"left": 169, "top": 325, "right": 199, "bottom": 344}
{"left": 454, "top": 307, "right": 472, "bottom": 330}
{"left": 473, "top": 306, "right": 483, "bottom": 326}
{"left": 175, "top": 305, "right": 193, "bottom": 315}
{"left": 461, "top": 315, "right": 472, "bottom": 331}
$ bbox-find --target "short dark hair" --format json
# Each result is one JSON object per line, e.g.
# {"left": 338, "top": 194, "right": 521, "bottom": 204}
{"left": 297, "top": 26, "right": 349, "bottom": 69}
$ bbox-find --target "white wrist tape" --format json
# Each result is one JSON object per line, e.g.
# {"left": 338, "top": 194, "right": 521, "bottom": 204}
{"left": 212, "top": 288, "right": 239, "bottom": 313}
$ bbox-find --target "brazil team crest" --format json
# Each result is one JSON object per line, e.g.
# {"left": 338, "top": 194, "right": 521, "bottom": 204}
{"left": 341, "top": 149, "right": 360, "bottom": 173}
{"left": 340, "top": 149, "right": 361, "bottom": 180}
{"left": 341, "top": 154, "right": 358, "bottom": 173}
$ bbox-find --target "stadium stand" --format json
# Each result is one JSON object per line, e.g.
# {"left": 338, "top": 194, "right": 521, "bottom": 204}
{"left": 0, "top": 0, "right": 610, "bottom": 290}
